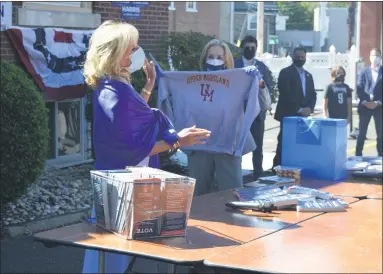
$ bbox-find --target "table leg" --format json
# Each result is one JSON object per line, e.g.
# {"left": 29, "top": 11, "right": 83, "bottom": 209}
{"left": 98, "top": 251, "right": 105, "bottom": 274}
{"left": 125, "top": 256, "right": 136, "bottom": 273}
{"left": 167, "top": 263, "right": 176, "bottom": 274}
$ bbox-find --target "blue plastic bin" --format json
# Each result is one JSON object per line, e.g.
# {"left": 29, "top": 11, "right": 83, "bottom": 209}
{"left": 282, "top": 117, "right": 348, "bottom": 181}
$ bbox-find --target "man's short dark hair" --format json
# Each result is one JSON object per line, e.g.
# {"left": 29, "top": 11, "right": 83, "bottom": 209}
{"left": 293, "top": 47, "right": 307, "bottom": 55}
{"left": 240, "top": 36, "right": 258, "bottom": 48}
{"left": 371, "top": 48, "right": 382, "bottom": 55}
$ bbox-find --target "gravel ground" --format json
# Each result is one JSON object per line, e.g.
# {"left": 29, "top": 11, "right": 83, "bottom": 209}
{"left": 1, "top": 153, "right": 188, "bottom": 228}
{"left": 2, "top": 164, "right": 93, "bottom": 226}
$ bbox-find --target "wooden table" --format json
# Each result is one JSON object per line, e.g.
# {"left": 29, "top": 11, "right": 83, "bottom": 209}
{"left": 35, "top": 190, "right": 354, "bottom": 273}
{"left": 190, "top": 191, "right": 358, "bottom": 243}
{"left": 33, "top": 179, "right": 364, "bottom": 273}
{"left": 367, "top": 191, "right": 383, "bottom": 199}
{"left": 204, "top": 199, "right": 383, "bottom": 273}
{"left": 300, "top": 179, "right": 382, "bottom": 199}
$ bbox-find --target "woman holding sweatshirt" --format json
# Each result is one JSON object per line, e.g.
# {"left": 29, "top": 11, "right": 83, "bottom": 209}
{"left": 186, "top": 39, "right": 261, "bottom": 195}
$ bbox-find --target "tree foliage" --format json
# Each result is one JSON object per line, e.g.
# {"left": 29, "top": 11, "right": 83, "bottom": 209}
{"left": 277, "top": 2, "right": 317, "bottom": 30}
{"left": 277, "top": 2, "right": 349, "bottom": 30}
{"left": 327, "top": 2, "right": 349, "bottom": 8}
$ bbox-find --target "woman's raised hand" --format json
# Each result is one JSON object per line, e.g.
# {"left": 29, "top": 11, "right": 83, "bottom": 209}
{"left": 143, "top": 58, "right": 156, "bottom": 91}
{"left": 177, "top": 126, "right": 211, "bottom": 147}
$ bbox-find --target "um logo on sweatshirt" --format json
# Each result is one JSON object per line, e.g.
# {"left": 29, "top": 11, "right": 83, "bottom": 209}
{"left": 200, "top": 84, "right": 215, "bottom": 102}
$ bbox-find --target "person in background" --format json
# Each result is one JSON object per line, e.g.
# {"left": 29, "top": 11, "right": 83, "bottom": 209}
{"left": 234, "top": 35, "right": 272, "bottom": 180}
{"left": 81, "top": 20, "right": 210, "bottom": 273}
{"left": 186, "top": 39, "right": 260, "bottom": 196}
{"left": 355, "top": 48, "right": 382, "bottom": 156}
{"left": 273, "top": 47, "right": 317, "bottom": 168}
{"left": 323, "top": 66, "right": 353, "bottom": 122}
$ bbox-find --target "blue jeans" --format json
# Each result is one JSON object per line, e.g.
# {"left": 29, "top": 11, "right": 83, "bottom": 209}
{"left": 356, "top": 110, "right": 382, "bottom": 156}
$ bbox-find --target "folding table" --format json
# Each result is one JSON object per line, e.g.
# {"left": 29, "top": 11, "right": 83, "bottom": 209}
{"left": 33, "top": 177, "right": 366, "bottom": 274}
{"left": 204, "top": 199, "right": 382, "bottom": 273}
{"left": 367, "top": 191, "right": 383, "bottom": 199}
{"left": 34, "top": 189, "right": 350, "bottom": 273}
{"left": 300, "top": 179, "right": 382, "bottom": 199}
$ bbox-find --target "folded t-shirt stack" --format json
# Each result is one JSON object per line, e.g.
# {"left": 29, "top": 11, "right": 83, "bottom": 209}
{"left": 347, "top": 156, "right": 382, "bottom": 178}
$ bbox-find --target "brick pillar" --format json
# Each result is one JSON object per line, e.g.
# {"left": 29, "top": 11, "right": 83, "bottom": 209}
{"left": 0, "top": 2, "right": 22, "bottom": 64}
{"left": 359, "top": 1, "right": 382, "bottom": 62}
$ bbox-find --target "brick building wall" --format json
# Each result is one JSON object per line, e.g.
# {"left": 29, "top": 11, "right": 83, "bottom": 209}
{"left": 0, "top": 1, "right": 169, "bottom": 64}
{"left": 94, "top": 1, "right": 169, "bottom": 57}
{"left": 169, "top": 2, "right": 221, "bottom": 38}
{"left": 359, "top": 1, "right": 382, "bottom": 62}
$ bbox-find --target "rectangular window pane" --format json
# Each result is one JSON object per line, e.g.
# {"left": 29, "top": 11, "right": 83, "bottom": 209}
{"left": 248, "top": 14, "right": 257, "bottom": 30}
{"left": 58, "top": 101, "right": 81, "bottom": 156}
{"left": 46, "top": 102, "right": 56, "bottom": 159}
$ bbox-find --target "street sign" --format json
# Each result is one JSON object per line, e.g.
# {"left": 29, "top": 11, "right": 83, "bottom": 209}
{"left": 111, "top": 2, "right": 150, "bottom": 20}
{"left": 269, "top": 35, "right": 279, "bottom": 45}
{"left": 121, "top": 5, "right": 141, "bottom": 19}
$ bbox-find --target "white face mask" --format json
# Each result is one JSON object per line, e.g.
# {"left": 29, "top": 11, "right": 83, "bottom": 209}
{"left": 206, "top": 58, "right": 224, "bottom": 66}
{"left": 129, "top": 47, "right": 146, "bottom": 73}
{"left": 370, "top": 55, "right": 382, "bottom": 66}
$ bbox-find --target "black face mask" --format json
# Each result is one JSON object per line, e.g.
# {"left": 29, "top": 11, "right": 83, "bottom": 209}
{"left": 204, "top": 64, "right": 225, "bottom": 71}
{"left": 293, "top": 59, "right": 306, "bottom": 68}
{"left": 243, "top": 47, "right": 256, "bottom": 60}
{"left": 335, "top": 76, "right": 345, "bottom": 82}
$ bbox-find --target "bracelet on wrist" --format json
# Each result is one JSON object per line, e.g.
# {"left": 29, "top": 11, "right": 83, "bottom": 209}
{"left": 142, "top": 88, "right": 152, "bottom": 95}
{"left": 170, "top": 141, "right": 181, "bottom": 153}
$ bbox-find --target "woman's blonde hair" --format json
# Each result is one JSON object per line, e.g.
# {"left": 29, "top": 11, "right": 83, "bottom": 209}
{"left": 83, "top": 20, "right": 139, "bottom": 88}
{"left": 199, "top": 39, "right": 234, "bottom": 70}
{"left": 330, "top": 66, "right": 346, "bottom": 82}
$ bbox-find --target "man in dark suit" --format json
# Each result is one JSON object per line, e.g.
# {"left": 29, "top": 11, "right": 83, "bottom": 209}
{"left": 234, "top": 35, "right": 271, "bottom": 180}
{"left": 273, "top": 47, "right": 317, "bottom": 168}
{"left": 355, "top": 48, "right": 382, "bottom": 156}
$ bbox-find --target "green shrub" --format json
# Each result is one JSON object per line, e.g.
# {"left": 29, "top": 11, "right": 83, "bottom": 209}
{"left": 0, "top": 61, "right": 49, "bottom": 210}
